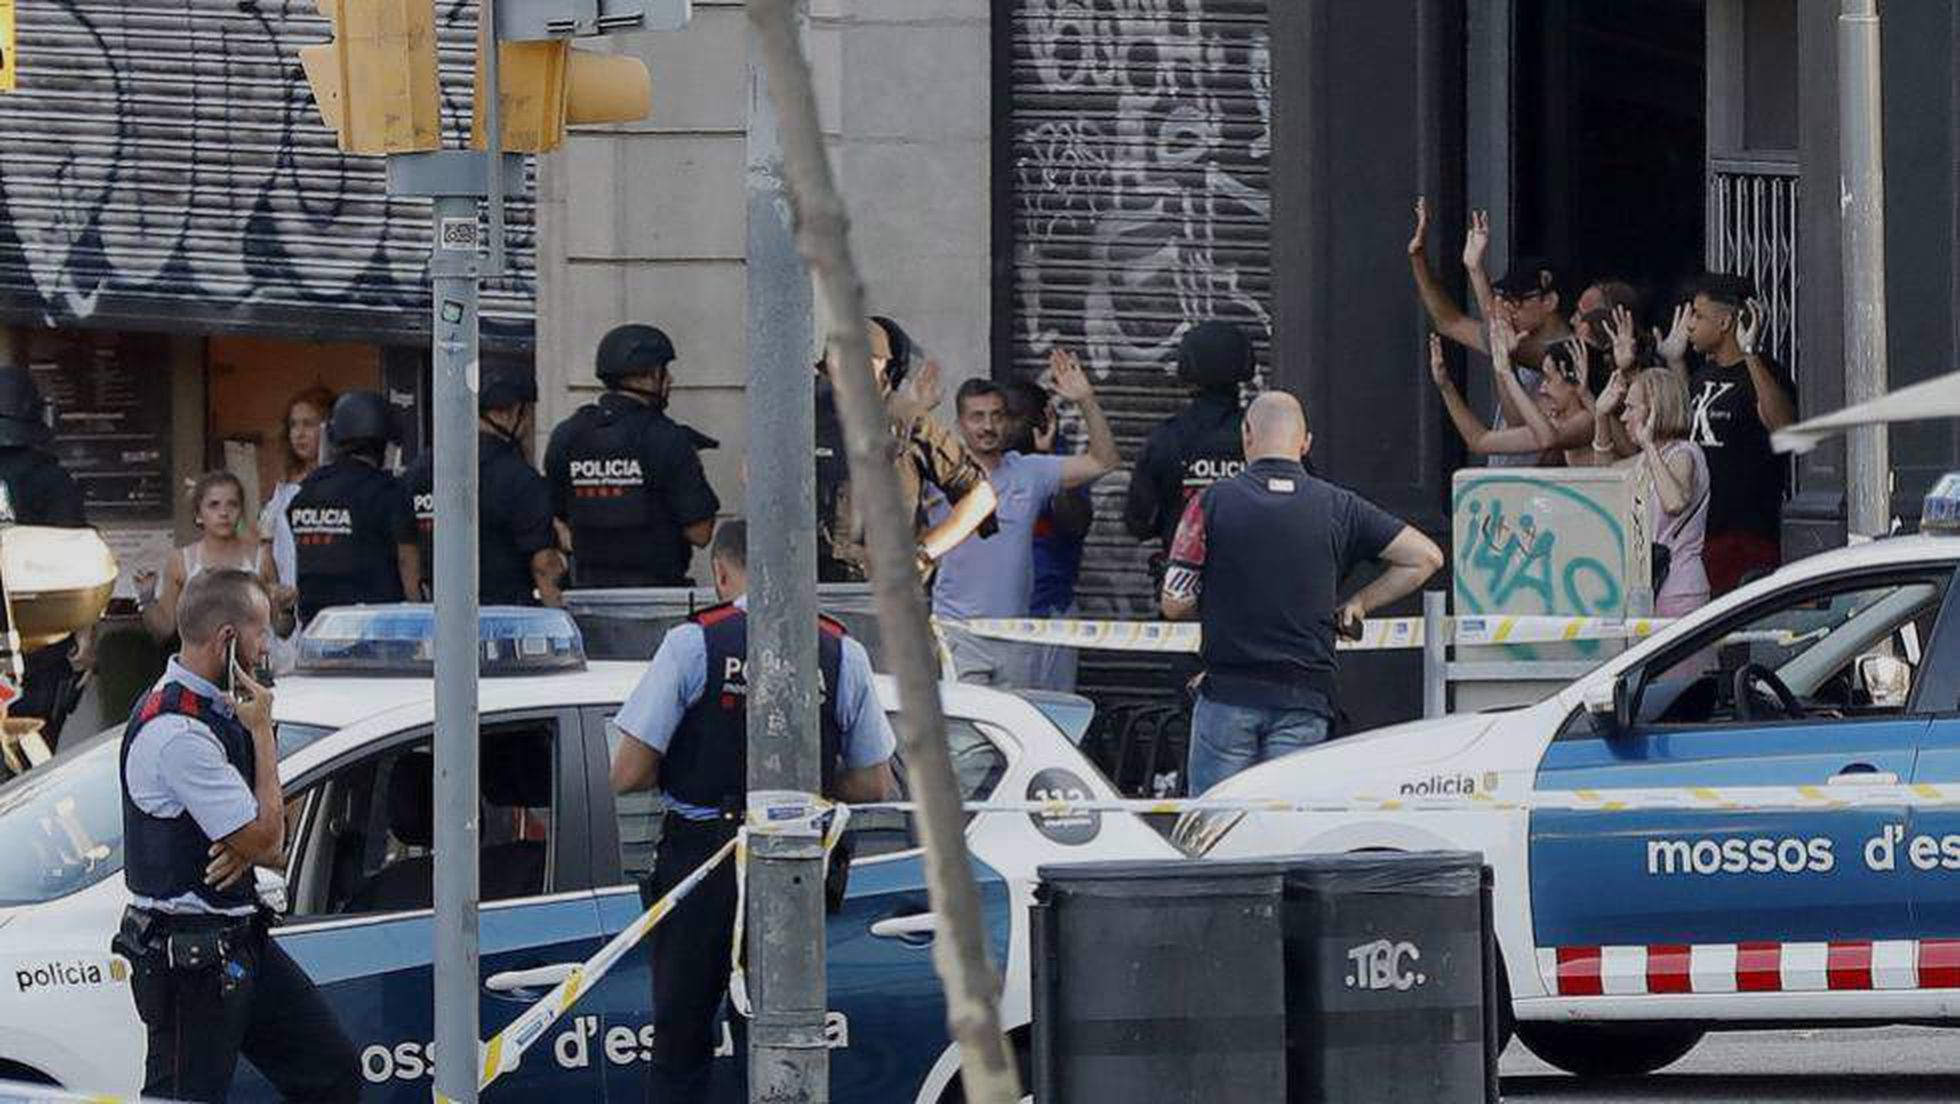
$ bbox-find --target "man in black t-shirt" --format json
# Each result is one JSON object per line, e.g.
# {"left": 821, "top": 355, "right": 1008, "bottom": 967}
{"left": 1671, "top": 274, "right": 1797, "bottom": 596}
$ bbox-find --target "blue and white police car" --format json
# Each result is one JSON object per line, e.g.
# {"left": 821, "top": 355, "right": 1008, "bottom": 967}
{"left": 0, "top": 607, "right": 1174, "bottom": 1100}
{"left": 1180, "top": 518, "right": 1960, "bottom": 1078}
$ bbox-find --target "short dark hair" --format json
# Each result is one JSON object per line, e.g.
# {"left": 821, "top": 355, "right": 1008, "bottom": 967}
{"left": 178, "top": 569, "right": 269, "bottom": 646}
{"left": 710, "top": 519, "right": 746, "bottom": 572}
{"left": 1696, "top": 272, "right": 1756, "bottom": 311}
{"left": 955, "top": 379, "right": 1005, "bottom": 414}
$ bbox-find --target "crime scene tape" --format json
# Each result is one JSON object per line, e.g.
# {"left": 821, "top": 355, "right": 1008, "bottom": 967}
{"left": 945, "top": 613, "right": 1679, "bottom": 653}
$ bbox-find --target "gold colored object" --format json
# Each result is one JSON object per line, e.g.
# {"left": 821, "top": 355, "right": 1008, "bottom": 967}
{"left": 1, "top": 525, "right": 117, "bottom": 651}
{"left": 0, "top": 716, "right": 48, "bottom": 773}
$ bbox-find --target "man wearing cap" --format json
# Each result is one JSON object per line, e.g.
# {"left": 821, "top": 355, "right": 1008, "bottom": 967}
{"left": 545, "top": 324, "right": 721, "bottom": 589}
{"left": 0, "top": 338, "right": 92, "bottom": 747}
{"left": 1408, "top": 199, "right": 1574, "bottom": 466}
{"left": 287, "top": 391, "right": 420, "bottom": 625}
{"left": 814, "top": 316, "right": 997, "bottom": 583}
{"left": 408, "top": 364, "right": 565, "bottom": 607}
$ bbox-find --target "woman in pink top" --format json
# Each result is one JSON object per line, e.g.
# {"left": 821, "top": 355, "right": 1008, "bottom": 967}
{"left": 1580, "top": 366, "right": 1710, "bottom": 617}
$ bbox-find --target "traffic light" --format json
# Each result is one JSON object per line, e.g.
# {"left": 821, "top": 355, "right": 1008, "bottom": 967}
{"left": 0, "top": 0, "right": 18, "bottom": 93}
{"left": 471, "top": 39, "right": 651, "bottom": 154}
{"left": 298, "top": 0, "right": 443, "bottom": 155}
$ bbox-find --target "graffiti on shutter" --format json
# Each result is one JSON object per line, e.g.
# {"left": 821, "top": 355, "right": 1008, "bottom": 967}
{"left": 0, "top": 1, "right": 533, "bottom": 346}
{"left": 1006, "top": 0, "right": 1271, "bottom": 698}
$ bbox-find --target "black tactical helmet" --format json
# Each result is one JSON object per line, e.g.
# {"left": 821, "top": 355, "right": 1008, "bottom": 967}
{"left": 595, "top": 324, "right": 677, "bottom": 384}
{"left": 328, "top": 390, "right": 396, "bottom": 446}
{"left": 479, "top": 364, "right": 539, "bottom": 412}
{"left": 0, "top": 364, "right": 50, "bottom": 448}
{"left": 868, "top": 316, "right": 914, "bottom": 389}
{"left": 1176, "top": 320, "right": 1256, "bottom": 389}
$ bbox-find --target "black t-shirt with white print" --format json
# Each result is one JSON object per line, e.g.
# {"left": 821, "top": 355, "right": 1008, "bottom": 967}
{"left": 1688, "top": 354, "right": 1796, "bottom": 540}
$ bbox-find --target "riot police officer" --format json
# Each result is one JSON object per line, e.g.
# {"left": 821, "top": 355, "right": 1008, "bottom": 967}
{"left": 1124, "top": 321, "right": 1279, "bottom": 579}
{"left": 544, "top": 324, "right": 720, "bottom": 588}
{"left": 287, "top": 391, "right": 419, "bottom": 625}
{"left": 610, "top": 519, "right": 894, "bottom": 1097}
{"left": 0, "top": 360, "right": 92, "bottom": 746}
{"left": 112, "top": 568, "right": 360, "bottom": 1101}
{"left": 408, "top": 364, "right": 565, "bottom": 607}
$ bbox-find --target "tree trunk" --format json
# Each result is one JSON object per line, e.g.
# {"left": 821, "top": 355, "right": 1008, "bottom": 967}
{"left": 744, "top": 3, "right": 1023, "bottom": 1102}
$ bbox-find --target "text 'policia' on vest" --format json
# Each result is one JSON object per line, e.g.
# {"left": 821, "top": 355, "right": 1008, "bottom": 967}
{"left": 660, "top": 601, "right": 848, "bottom": 813}
{"left": 545, "top": 324, "right": 721, "bottom": 589}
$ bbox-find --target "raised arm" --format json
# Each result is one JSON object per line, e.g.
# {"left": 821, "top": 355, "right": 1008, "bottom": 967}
{"left": 1737, "top": 299, "right": 1796, "bottom": 430}
{"left": 1048, "top": 348, "right": 1120, "bottom": 489}
{"left": 1429, "top": 334, "right": 1545, "bottom": 456}
{"left": 1463, "top": 209, "right": 1497, "bottom": 321}
{"left": 1408, "top": 197, "right": 1488, "bottom": 353}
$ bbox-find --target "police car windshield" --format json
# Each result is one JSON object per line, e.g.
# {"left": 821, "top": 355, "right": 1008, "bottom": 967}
{"left": 0, "top": 723, "right": 330, "bottom": 908}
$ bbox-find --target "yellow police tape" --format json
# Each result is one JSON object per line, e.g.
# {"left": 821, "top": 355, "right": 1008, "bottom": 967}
{"left": 945, "top": 613, "right": 1678, "bottom": 653}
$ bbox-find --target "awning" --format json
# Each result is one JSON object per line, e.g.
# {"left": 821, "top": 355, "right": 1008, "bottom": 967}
{"left": 1772, "top": 371, "right": 1960, "bottom": 453}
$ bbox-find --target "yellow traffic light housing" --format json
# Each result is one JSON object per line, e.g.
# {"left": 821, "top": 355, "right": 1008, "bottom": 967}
{"left": 472, "top": 40, "right": 651, "bottom": 154}
{"left": 299, "top": 0, "right": 443, "bottom": 155}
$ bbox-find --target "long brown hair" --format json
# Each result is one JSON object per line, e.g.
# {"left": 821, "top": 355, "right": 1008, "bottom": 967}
{"left": 282, "top": 386, "right": 336, "bottom": 478}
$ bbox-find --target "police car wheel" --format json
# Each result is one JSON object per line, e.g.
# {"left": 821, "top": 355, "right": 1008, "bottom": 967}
{"left": 0, "top": 1058, "right": 56, "bottom": 1086}
{"left": 1514, "top": 1022, "right": 1703, "bottom": 1078}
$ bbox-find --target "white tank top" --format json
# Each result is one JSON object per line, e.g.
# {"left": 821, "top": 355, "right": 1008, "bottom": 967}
{"left": 182, "top": 542, "right": 259, "bottom": 582}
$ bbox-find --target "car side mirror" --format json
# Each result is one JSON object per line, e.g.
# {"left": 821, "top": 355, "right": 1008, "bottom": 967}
{"left": 255, "top": 867, "right": 290, "bottom": 915}
{"left": 1857, "top": 653, "right": 1912, "bottom": 709}
{"left": 1583, "top": 674, "right": 1634, "bottom": 740}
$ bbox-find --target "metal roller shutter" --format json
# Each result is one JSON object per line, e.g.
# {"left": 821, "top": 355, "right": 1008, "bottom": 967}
{"left": 1004, "top": 0, "right": 1271, "bottom": 702}
{"left": 0, "top": 0, "right": 533, "bottom": 347}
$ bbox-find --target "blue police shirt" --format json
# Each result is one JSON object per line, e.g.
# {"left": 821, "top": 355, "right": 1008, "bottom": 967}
{"left": 122, "top": 659, "right": 261, "bottom": 916}
{"left": 613, "top": 595, "right": 896, "bottom": 820}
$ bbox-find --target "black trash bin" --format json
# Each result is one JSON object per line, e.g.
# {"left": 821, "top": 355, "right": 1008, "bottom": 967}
{"left": 1032, "top": 861, "right": 1290, "bottom": 1103}
{"left": 1280, "top": 852, "right": 1493, "bottom": 1103}
{"left": 1033, "top": 854, "right": 1496, "bottom": 1104}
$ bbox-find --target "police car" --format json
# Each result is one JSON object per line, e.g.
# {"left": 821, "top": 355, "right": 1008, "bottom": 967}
{"left": 0, "top": 606, "right": 1174, "bottom": 1100}
{"left": 1176, "top": 505, "right": 1960, "bottom": 1078}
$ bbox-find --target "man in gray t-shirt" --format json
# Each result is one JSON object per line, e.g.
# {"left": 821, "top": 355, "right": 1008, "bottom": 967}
{"left": 930, "top": 351, "right": 1119, "bottom": 686}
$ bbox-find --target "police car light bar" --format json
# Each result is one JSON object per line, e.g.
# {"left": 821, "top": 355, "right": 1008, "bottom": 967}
{"left": 1923, "top": 472, "right": 1960, "bottom": 535}
{"left": 296, "top": 605, "right": 586, "bottom": 676}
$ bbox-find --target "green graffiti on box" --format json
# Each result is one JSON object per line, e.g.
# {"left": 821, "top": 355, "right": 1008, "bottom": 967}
{"left": 1451, "top": 469, "right": 1651, "bottom": 659}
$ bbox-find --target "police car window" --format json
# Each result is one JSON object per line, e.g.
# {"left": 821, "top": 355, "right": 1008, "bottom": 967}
{"left": 286, "top": 721, "right": 558, "bottom": 919}
{"left": 851, "top": 718, "right": 1008, "bottom": 861}
{"left": 1637, "top": 575, "right": 1948, "bottom": 727}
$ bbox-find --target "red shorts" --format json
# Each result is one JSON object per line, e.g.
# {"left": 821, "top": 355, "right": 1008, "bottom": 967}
{"left": 1703, "top": 531, "right": 1781, "bottom": 596}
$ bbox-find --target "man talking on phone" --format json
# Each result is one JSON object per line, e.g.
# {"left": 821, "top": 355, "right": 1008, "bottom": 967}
{"left": 1159, "top": 393, "right": 1442, "bottom": 795}
{"left": 111, "top": 568, "right": 360, "bottom": 1102}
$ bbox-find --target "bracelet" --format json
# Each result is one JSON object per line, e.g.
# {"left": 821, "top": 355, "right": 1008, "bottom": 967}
{"left": 1591, "top": 440, "right": 1613, "bottom": 452}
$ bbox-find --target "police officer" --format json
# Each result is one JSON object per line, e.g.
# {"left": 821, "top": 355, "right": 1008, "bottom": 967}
{"left": 408, "top": 365, "right": 566, "bottom": 607}
{"left": 0, "top": 359, "right": 92, "bottom": 747}
{"left": 544, "top": 324, "right": 721, "bottom": 588}
{"left": 815, "top": 315, "right": 996, "bottom": 583}
{"left": 287, "top": 391, "right": 419, "bottom": 625}
{"left": 1123, "top": 320, "right": 1269, "bottom": 581}
{"left": 610, "top": 519, "right": 894, "bottom": 1097}
{"left": 112, "top": 568, "right": 360, "bottom": 1101}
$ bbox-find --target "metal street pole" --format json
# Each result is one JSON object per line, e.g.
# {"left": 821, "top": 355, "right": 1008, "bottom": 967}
{"left": 744, "top": 1, "right": 827, "bottom": 1096}
{"left": 1840, "top": 0, "right": 1890, "bottom": 539}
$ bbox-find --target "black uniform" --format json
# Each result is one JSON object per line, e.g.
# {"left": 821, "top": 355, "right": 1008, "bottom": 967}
{"left": 1123, "top": 392, "right": 1248, "bottom": 558}
{"left": 287, "top": 457, "right": 416, "bottom": 624}
{"left": 111, "top": 679, "right": 360, "bottom": 1102}
{"left": 543, "top": 392, "right": 719, "bottom": 588}
{"left": 407, "top": 432, "right": 558, "bottom": 606}
{"left": 638, "top": 602, "right": 856, "bottom": 1097}
{"left": 0, "top": 444, "right": 88, "bottom": 741}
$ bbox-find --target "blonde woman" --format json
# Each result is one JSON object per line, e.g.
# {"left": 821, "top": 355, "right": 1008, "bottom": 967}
{"left": 135, "top": 472, "right": 291, "bottom": 643}
{"left": 1581, "top": 366, "right": 1710, "bottom": 616}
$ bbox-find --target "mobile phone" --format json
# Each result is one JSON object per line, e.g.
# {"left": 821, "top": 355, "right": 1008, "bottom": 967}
{"left": 225, "top": 637, "right": 238, "bottom": 697}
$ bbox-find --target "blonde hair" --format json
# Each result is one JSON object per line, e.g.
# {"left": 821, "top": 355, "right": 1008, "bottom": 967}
{"left": 1633, "top": 367, "right": 1691, "bottom": 443}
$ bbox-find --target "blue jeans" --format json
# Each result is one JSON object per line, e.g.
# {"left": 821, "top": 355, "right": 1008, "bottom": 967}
{"left": 1187, "top": 693, "right": 1332, "bottom": 796}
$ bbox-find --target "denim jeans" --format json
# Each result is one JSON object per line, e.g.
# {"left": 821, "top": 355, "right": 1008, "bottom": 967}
{"left": 1187, "top": 693, "right": 1332, "bottom": 796}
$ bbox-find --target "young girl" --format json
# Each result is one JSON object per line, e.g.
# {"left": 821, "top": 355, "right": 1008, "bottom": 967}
{"left": 1429, "top": 323, "right": 1595, "bottom": 466}
{"left": 136, "top": 472, "right": 287, "bottom": 642}
{"left": 1580, "top": 366, "right": 1711, "bottom": 617}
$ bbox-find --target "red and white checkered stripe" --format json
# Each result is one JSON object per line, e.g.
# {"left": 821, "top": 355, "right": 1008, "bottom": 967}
{"left": 1540, "top": 940, "right": 1960, "bottom": 995}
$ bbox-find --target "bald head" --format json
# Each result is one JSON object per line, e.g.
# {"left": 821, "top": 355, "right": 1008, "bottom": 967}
{"left": 1242, "top": 391, "right": 1311, "bottom": 461}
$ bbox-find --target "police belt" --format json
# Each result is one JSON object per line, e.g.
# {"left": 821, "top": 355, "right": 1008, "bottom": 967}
{"left": 117, "top": 905, "right": 264, "bottom": 972}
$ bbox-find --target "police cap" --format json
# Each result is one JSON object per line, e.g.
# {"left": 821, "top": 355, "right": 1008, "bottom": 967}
{"left": 595, "top": 324, "right": 677, "bottom": 384}
{"left": 479, "top": 365, "right": 538, "bottom": 412}
{"left": 329, "top": 390, "right": 396, "bottom": 446}
{"left": 0, "top": 364, "right": 51, "bottom": 448}
{"left": 1176, "top": 320, "right": 1256, "bottom": 389}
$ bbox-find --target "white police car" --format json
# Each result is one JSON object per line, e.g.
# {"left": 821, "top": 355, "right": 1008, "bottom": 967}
{"left": 1180, "top": 521, "right": 1960, "bottom": 1078}
{"left": 0, "top": 606, "right": 1174, "bottom": 1099}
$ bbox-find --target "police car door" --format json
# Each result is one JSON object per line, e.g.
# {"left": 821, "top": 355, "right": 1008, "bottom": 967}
{"left": 250, "top": 710, "right": 605, "bottom": 1101}
{"left": 1531, "top": 567, "right": 1950, "bottom": 1003}
{"left": 1899, "top": 582, "right": 1960, "bottom": 961}
{"left": 578, "top": 705, "right": 1013, "bottom": 1104}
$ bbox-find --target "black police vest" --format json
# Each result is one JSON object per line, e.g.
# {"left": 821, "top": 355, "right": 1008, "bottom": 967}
{"left": 559, "top": 395, "right": 680, "bottom": 584}
{"left": 120, "top": 682, "right": 260, "bottom": 913}
{"left": 1168, "top": 402, "right": 1247, "bottom": 545}
{"left": 407, "top": 452, "right": 435, "bottom": 591}
{"left": 408, "top": 438, "right": 540, "bottom": 606}
{"left": 661, "top": 603, "right": 848, "bottom": 811}
{"left": 1197, "top": 459, "right": 1338, "bottom": 709}
{"left": 290, "top": 460, "right": 409, "bottom": 622}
